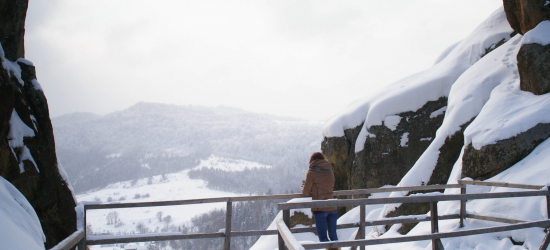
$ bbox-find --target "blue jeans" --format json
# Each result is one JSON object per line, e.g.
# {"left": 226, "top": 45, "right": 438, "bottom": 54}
{"left": 314, "top": 210, "right": 338, "bottom": 242}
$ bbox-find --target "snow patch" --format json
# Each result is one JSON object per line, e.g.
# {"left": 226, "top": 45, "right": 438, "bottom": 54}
{"left": 0, "top": 44, "right": 24, "bottom": 85}
{"left": 16, "top": 58, "right": 34, "bottom": 66}
{"left": 8, "top": 110, "right": 38, "bottom": 173}
{"left": 523, "top": 21, "right": 550, "bottom": 46}
{"left": 400, "top": 132, "right": 409, "bottom": 147}
{"left": 31, "top": 79, "right": 43, "bottom": 91}
{"left": 430, "top": 106, "right": 447, "bottom": 118}
{"left": 384, "top": 115, "right": 402, "bottom": 131}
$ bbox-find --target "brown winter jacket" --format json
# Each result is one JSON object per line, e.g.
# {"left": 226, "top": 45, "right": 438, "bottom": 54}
{"left": 301, "top": 159, "right": 337, "bottom": 212}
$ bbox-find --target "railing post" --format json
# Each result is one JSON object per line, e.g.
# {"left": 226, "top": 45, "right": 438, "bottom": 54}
{"left": 430, "top": 201, "right": 444, "bottom": 250}
{"left": 359, "top": 193, "right": 367, "bottom": 250}
{"left": 460, "top": 185, "right": 466, "bottom": 228}
{"left": 278, "top": 209, "right": 290, "bottom": 250}
{"left": 224, "top": 200, "right": 232, "bottom": 250}
{"left": 541, "top": 186, "right": 550, "bottom": 250}
{"left": 78, "top": 205, "right": 87, "bottom": 250}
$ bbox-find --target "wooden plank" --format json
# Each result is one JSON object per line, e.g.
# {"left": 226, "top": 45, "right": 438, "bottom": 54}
{"left": 49, "top": 230, "right": 84, "bottom": 250}
{"left": 458, "top": 180, "right": 544, "bottom": 190}
{"left": 87, "top": 232, "right": 225, "bottom": 245}
{"left": 224, "top": 201, "right": 232, "bottom": 250}
{"left": 466, "top": 214, "right": 528, "bottom": 224}
{"left": 278, "top": 190, "right": 550, "bottom": 210}
{"left": 276, "top": 219, "right": 305, "bottom": 250}
{"left": 300, "top": 219, "right": 550, "bottom": 249}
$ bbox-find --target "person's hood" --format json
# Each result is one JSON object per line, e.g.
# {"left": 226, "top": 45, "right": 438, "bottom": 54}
{"left": 309, "top": 159, "right": 332, "bottom": 170}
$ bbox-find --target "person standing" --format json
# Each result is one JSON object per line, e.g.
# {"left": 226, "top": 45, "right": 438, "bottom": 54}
{"left": 302, "top": 152, "right": 339, "bottom": 244}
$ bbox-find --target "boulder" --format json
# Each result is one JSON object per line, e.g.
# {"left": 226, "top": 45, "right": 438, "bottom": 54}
{"left": 503, "top": 0, "right": 550, "bottom": 35}
{"left": 322, "top": 97, "right": 448, "bottom": 192}
{"left": 518, "top": 43, "right": 550, "bottom": 95}
{"left": 462, "top": 123, "right": 550, "bottom": 180}
{"left": 351, "top": 97, "right": 447, "bottom": 190}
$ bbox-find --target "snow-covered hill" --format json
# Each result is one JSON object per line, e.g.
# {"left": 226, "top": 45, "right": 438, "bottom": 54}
{"left": 52, "top": 103, "right": 322, "bottom": 194}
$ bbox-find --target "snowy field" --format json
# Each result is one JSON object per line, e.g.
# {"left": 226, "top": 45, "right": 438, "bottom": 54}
{"left": 78, "top": 155, "right": 270, "bottom": 249}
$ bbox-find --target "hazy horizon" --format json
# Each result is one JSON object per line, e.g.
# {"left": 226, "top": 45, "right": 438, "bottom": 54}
{"left": 25, "top": 0, "right": 503, "bottom": 121}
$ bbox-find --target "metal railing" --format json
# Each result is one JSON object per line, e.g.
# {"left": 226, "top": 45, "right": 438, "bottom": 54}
{"left": 276, "top": 180, "right": 550, "bottom": 250}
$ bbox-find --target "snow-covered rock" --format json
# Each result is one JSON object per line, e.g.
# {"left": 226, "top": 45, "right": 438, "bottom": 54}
{"left": 0, "top": 176, "right": 45, "bottom": 250}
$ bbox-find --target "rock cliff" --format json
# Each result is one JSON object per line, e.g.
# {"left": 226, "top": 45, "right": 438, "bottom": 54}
{"left": 0, "top": 0, "right": 77, "bottom": 248}
{"left": 322, "top": 2, "right": 550, "bottom": 236}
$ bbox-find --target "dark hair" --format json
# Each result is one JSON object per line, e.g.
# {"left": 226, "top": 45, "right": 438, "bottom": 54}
{"left": 309, "top": 152, "right": 326, "bottom": 164}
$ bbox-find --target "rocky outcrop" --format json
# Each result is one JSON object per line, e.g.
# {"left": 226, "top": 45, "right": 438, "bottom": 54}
{"left": 0, "top": 0, "right": 77, "bottom": 248}
{"left": 503, "top": 0, "right": 550, "bottom": 35}
{"left": 461, "top": 1, "right": 550, "bottom": 180}
{"left": 462, "top": 123, "right": 550, "bottom": 180}
{"left": 0, "top": 0, "right": 27, "bottom": 61}
{"left": 322, "top": 97, "right": 448, "bottom": 192}
{"left": 518, "top": 42, "right": 550, "bottom": 95}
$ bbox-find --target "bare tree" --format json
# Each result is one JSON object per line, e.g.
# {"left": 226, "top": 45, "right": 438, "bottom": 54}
{"left": 156, "top": 211, "right": 163, "bottom": 222}
{"left": 163, "top": 215, "right": 172, "bottom": 224}
{"left": 136, "top": 222, "right": 149, "bottom": 234}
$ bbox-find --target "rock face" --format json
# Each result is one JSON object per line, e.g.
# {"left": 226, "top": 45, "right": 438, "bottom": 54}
{"left": 462, "top": 123, "right": 550, "bottom": 180}
{"left": 518, "top": 43, "right": 550, "bottom": 95}
{"left": 0, "top": 0, "right": 77, "bottom": 248}
{"left": 0, "top": 0, "right": 27, "bottom": 61}
{"left": 322, "top": 97, "right": 447, "bottom": 192}
{"left": 503, "top": 0, "right": 550, "bottom": 35}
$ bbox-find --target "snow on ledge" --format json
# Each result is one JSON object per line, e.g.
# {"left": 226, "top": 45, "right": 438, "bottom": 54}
{"left": 523, "top": 20, "right": 550, "bottom": 46}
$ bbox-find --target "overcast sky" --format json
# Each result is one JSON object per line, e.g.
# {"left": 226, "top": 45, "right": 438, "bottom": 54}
{"left": 24, "top": 0, "right": 503, "bottom": 121}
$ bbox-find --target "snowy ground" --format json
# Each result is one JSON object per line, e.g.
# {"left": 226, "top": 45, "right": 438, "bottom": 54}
{"left": 79, "top": 155, "right": 270, "bottom": 249}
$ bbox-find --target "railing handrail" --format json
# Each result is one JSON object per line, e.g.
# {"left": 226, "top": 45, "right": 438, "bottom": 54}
{"left": 49, "top": 229, "right": 84, "bottom": 250}
{"left": 83, "top": 183, "right": 463, "bottom": 210}
{"left": 277, "top": 190, "right": 550, "bottom": 210}
{"left": 457, "top": 179, "right": 545, "bottom": 190}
